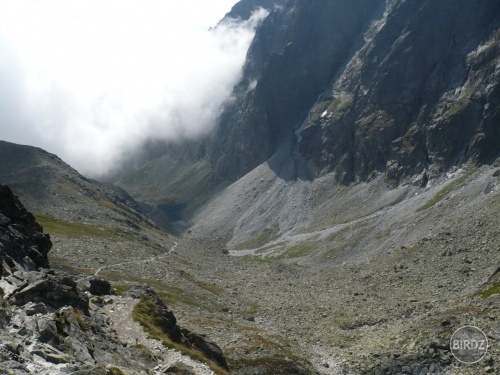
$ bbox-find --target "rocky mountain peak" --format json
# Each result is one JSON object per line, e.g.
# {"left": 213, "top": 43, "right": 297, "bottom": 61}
{"left": 121, "top": 0, "right": 499, "bottom": 218}
{"left": 222, "top": 0, "right": 288, "bottom": 21}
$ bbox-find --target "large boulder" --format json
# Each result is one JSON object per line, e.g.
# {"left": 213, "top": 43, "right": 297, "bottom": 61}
{"left": 89, "top": 277, "right": 112, "bottom": 296}
{"left": 181, "top": 328, "right": 229, "bottom": 372}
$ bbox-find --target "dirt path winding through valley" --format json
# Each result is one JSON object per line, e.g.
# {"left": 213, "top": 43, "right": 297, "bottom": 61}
{"left": 84, "top": 241, "right": 178, "bottom": 280}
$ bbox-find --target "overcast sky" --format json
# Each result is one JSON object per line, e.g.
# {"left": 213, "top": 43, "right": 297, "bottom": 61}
{"left": 0, "top": 0, "right": 267, "bottom": 177}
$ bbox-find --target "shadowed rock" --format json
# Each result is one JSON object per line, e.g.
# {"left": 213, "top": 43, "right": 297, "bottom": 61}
{"left": 0, "top": 185, "right": 52, "bottom": 271}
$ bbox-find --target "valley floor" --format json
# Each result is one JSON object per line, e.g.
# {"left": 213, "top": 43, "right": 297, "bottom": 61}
{"left": 47, "top": 166, "right": 499, "bottom": 374}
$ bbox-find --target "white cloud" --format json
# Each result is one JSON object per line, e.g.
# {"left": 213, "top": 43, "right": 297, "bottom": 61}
{"left": 0, "top": 0, "right": 268, "bottom": 176}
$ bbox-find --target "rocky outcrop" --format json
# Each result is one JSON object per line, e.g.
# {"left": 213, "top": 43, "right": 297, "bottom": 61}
{"left": 0, "top": 185, "right": 88, "bottom": 312}
{"left": 0, "top": 185, "right": 157, "bottom": 373}
{"left": 6, "top": 271, "right": 89, "bottom": 311}
{"left": 88, "top": 277, "right": 112, "bottom": 296}
{"left": 126, "top": 285, "right": 230, "bottom": 371}
{"left": 0, "top": 184, "right": 52, "bottom": 272}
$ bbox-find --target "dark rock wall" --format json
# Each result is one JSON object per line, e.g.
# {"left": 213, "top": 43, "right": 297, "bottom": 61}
{"left": 0, "top": 185, "right": 52, "bottom": 272}
{"left": 209, "top": 0, "right": 382, "bottom": 180}
{"left": 118, "top": 0, "right": 500, "bottom": 214}
{"left": 211, "top": 0, "right": 500, "bottom": 184}
{"left": 299, "top": 0, "right": 500, "bottom": 183}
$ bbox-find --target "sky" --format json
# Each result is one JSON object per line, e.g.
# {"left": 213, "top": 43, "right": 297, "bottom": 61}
{"left": 0, "top": 0, "right": 268, "bottom": 177}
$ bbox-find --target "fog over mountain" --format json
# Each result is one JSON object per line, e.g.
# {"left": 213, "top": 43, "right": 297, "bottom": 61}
{"left": 0, "top": 0, "right": 266, "bottom": 177}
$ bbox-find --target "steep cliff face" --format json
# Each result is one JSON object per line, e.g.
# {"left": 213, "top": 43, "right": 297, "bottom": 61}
{"left": 210, "top": 0, "right": 383, "bottom": 180}
{"left": 0, "top": 185, "right": 52, "bottom": 271}
{"left": 118, "top": 0, "right": 500, "bottom": 221}
{"left": 299, "top": 0, "right": 500, "bottom": 184}
{"left": 217, "top": 0, "right": 500, "bottom": 184}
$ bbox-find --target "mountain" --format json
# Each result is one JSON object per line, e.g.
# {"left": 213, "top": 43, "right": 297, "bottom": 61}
{"left": 111, "top": 2, "right": 500, "bottom": 371}
{"left": 0, "top": 140, "right": 155, "bottom": 230}
{"left": 117, "top": 0, "right": 500, "bottom": 221}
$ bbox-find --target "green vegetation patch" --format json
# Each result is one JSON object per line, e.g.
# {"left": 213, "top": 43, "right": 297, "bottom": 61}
{"left": 242, "top": 255, "right": 275, "bottom": 263}
{"left": 301, "top": 96, "right": 354, "bottom": 140}
{"left": 322, "top": 220, "right": 371, "bottom": 258}
{"left": 48, "top": 256, "right": 94, "bottom": 275}
{"left": 481, "top": 282, "right": 500, "bottom": 298}
{"left": 197, "top": 281, "right": 222, "bottom": 296}
{"left": 417, "top": 169, "right": 476, "bottom": 212}
{"left": 234, "top": 223, "right": 280, "bottom": 250}
{"left": 273, "top": 242, "right": 315, "bottom": 260}
{"left": 101, "top": 271, "right": 204, "bottom": 308}
{"left": 36, "top": 214, "right": 132, "bottom": 241}
{"left": 177, "top": 270, "right": 222, "bottom": 296}
{"left": 132, "top": 298, "right": 229, "bottom": 375}
{"left": 112, "top": 284, "right": 133, "bottom": 296}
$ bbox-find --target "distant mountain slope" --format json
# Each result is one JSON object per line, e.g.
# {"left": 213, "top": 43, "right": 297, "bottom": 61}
{"left": 0, "top": 140, "right": 157, "bottom": 229}
{"left": 0, "top": 140, "right": 183, "bottom": 270}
